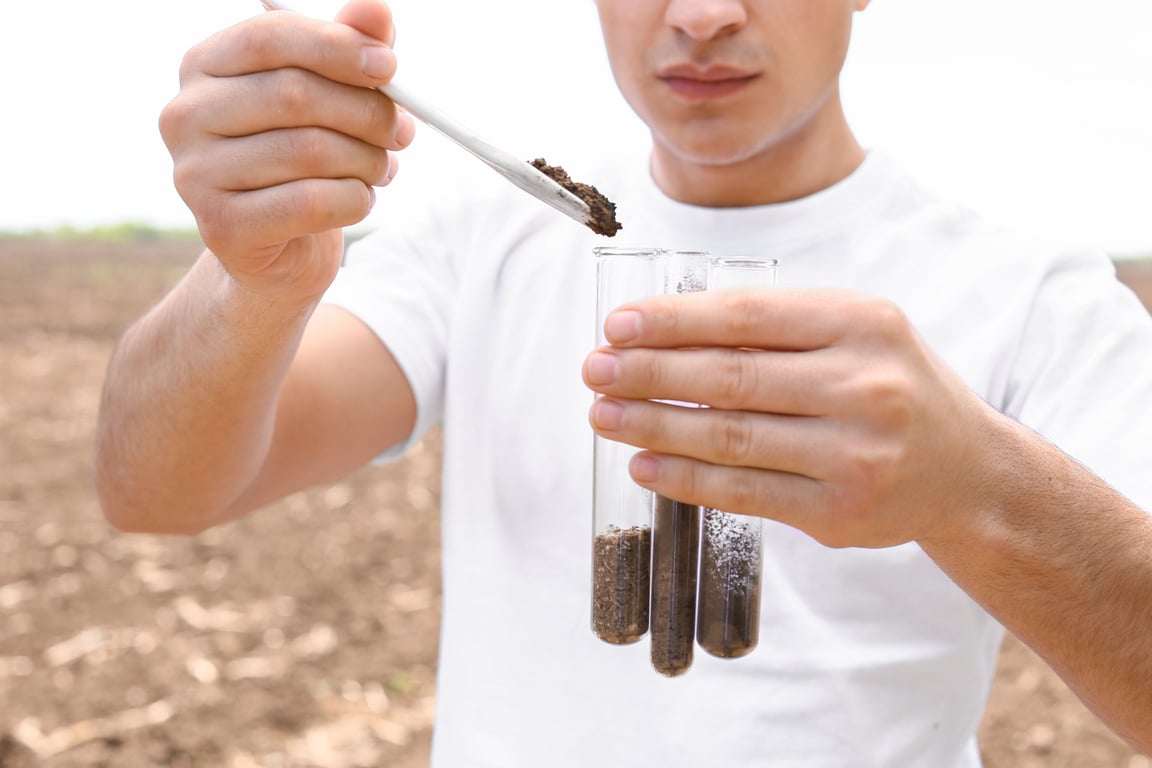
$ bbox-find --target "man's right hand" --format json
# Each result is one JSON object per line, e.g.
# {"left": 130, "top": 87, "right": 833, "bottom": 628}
{"left": 95, "top": 0, "right": 419, "bottom": 535}
{"left": 159, "top": 0, "right": 414, "bottom": 307}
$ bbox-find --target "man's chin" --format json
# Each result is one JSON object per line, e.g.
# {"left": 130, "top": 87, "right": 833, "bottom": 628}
{"left": 653, "top": 129, "right": 776, "bottom": 169}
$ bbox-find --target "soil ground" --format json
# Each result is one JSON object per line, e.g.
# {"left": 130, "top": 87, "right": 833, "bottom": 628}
{"left": 1, "top": 240, "right": 1150, "bottom": 767}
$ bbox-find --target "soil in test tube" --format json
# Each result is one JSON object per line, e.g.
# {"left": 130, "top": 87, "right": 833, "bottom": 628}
{"left": 648, "top": 251, "right": 707, "bottom": 674}
{"left": 650, "top": 497, "right": 700, "bottom": 676}
{"left": 592, "top": 525, "right": 652, "bottom": 644}
{"left": 530, "top": 158, "right": 623, "bottom": 237}
{"left": 696, "top": 509, "right": 763, "bottom": 658}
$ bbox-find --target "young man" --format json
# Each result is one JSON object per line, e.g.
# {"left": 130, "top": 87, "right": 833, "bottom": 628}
{"left": 97, "top": 0, "right": 1152, "bottom": 764}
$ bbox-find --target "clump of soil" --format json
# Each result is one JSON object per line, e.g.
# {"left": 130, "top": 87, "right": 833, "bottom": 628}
{"left": 591, "top": 525, "right": 651, "bottom": 644}
{"left": 530, "top": 158, "right": 623, "bottom": 238}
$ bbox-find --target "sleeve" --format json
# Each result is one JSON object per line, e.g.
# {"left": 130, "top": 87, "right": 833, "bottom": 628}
{"left": 1003, "top": 248, "right": 1152, "bottom": 511}
{"left": 320, "top": 192, "right": 460, "bottom": 464}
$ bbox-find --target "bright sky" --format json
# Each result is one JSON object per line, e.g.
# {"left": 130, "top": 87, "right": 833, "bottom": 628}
{"left": 2, "top": 0, "right": 1150, "bottom": 254}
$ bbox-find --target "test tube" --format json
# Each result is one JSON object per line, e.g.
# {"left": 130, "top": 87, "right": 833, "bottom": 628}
{"left": 696, "top": 256, "right": 779, "bottom": 658}
{"left": 591, "top": 247, "right": 666, "bottom": 645}
{"left": 649, "top": 250, "right": 708, "bottom": 676}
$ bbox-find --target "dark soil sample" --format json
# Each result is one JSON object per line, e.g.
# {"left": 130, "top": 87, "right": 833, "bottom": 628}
{"left": 696, "top": 509, "right": 763, "bottom": 658}
{"left": 530, "top": 158, "right": 623, "bottom": 238}
{"left": 592, "top": 525, "right": 652, "bottom": 644}
{"left": 650, "top": 496, "right": 700, "bottom": 677}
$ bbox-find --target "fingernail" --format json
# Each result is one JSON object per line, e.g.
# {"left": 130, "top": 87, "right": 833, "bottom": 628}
{"left": 375, "top": 154, "right": 393, "bottom": 186}
{"left": 361, "top": 45, "right": 395, "bottom": 79}
{"left": 585, "top": 351, "right": 618, "bottom": 386}
{"left": 592, "top": 398, "right": 624, "bottom": 430}
{"left": 395, "top": 112, "right": 416, "bottom": 147}
{"left": 631, "top": 454, "right": 660, "bottom": 482}
{"left": 604, "top": 310, "right": 641, "bottom": 343}
{"left": 367, "top": 184, "right": 377, "bottom": 209}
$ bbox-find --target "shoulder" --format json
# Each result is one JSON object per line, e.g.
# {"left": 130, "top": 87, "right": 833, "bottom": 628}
{"left": 870, "top": 153, "right": 1118, "bottom": 287}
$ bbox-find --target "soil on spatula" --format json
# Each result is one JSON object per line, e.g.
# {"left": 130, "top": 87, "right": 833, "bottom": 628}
{"left": 530, "top": 158, "right": 623, "bottom": 237}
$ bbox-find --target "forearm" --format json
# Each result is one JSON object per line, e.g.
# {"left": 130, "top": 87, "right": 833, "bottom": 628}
{"left": 920, "top": 414, "right": 1152, "bottom": 753}
{"left": 96, "top": 250, "right": 315, "bottom": 534}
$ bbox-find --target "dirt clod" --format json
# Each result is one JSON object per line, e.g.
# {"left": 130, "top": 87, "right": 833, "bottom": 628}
{"left": 530, "top": 158, "right": 623, "bottom": 237}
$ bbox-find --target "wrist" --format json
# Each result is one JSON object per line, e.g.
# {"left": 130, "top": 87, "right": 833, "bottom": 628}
{"left": 204, "top": 226, "right": 346, "bottom": 314}
{"left": 917, "top": 405, "right": 1037, "bottom": 553}
{"left": 205, "top": 250, "right": 321, "bottom": 331}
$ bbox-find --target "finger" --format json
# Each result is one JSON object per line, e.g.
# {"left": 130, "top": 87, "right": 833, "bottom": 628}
{"left": 383, "top": 152, "right": 400, "bottom": 185}
{"left": 603, "top": 288, "right": 899, "bottom": 351}
{"left": 583, "top": 345, "right": 832, "bottom": 415}
{"left": 589, "top": 397, "right": 826, "bottom": 476}
{"left": 627, "top": 450, "right": 825, "bottom": 533}
{"left": 334, "top": 0, "right": 396, "bottom": 46}
{"left": 179, "top": 128, "right": 395, "bottom": 192}
{"left": 195, "top": 178, "right": 375, "bottom": 256}
{"left": 183, "top": 10, "right": 396, "bottom": 87}
{"left": 163, "top": 69, "right": 415, "bottom": 151}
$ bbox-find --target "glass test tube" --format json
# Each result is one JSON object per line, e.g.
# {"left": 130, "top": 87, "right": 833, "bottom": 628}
{"left": 649, "top": 250, "right": 708, "bottom": 676}
{"left": 696, "top": 256, "right": 779, "bottom": 658}
{"left": 591, "top": 247, "right": 665, "bottom": 645}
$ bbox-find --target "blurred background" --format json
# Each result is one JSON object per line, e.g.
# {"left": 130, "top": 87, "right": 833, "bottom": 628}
{"left": 1, "top": 0, "right": 1150, "bottom": 765}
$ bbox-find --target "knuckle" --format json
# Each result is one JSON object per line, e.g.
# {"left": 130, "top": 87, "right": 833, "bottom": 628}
{"left": 838, "top": 443, "right": 901, "bottom": 510}
{"left": 714, "top": 411, "right": 757, "bottom": 465}
{"left": 642, "top": 350, "right": 668, "bottom": 392}
{"left": 275, "top": 68, "right": 315, "bottom": 116}
{"left": 672, "top": 459, "right": 704, "bottom": 503}
{"left": 294, "top": 181, "right": 331, "bottom": 222}
{"left": 170, "top": 154, "right": 205, "bottom": 199}
{"left": 286, "top": 128, "right": 328, "bottom": 171}
{"left": 860, "top": 370, "right": 915, "bottom": 424}
{"left": 313, "top": 180, "right": 368, "bottom": 228}
{"left": 177, "top": 43, "right": 209, "bottom": 84}
{"left": 719, "top": 290, "right": 767, "bottom": 336}
{"left": 856, "top": 297, "right": 911, "bottom": 345}
{"left": 193, "top": 194, "right": 235, "bottom": 248}
{"left": 361, "top": 93, "right": 395, "bottom": 145}
{"left": 714, "top": 350, "right": 760, "bottom": 407}
{"left": 648, "top": 298, "right": 681, "bottom": 341}
{"left": 157, "top": 100, "right": 182, "bottom": 146}
{"left": 237, "top": 19, "right": 279, "bottom": 64}
{"left": 725, "top": 469, "right": 762, "bottom": 514}
{"left": 845, "top": 446, "right": 887, "bottom": 486}
{"left": 158, "top": 91, "right": 201, "bottom": 148}
{"left": 628, "top": 399, "right": 665, "bottom": 444}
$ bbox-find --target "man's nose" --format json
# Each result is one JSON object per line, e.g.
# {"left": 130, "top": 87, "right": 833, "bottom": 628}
{"left": 664, "top": 0, "right": 748, "bottom": 41}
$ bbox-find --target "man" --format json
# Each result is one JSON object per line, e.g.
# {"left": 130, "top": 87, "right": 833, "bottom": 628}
{"left": 96, "top": 0, "right": 1152, "bottom": 764}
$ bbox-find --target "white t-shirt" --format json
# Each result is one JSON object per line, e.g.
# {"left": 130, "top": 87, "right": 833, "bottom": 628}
{"left": 323, "top": 151, "right": 1152, "bottom": 767}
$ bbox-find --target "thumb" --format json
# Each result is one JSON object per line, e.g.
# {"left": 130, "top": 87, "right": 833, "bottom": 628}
{"left": 334, "top": 0, "right": 395, "bottom": 46}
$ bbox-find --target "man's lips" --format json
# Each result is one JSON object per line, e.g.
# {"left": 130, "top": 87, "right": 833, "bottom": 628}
{"left": 657, "top": 64, "right": 760, "bottom": 100}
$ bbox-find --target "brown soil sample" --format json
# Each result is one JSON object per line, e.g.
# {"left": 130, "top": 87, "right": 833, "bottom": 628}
{"left": 696, "top": 509, "right": 762, "bottom": 658}
{"left": 650, "top": 497, "right": 700, "bottom": 677}
{"left": 530, "top": 158, "right": 623, "bottom": 238}
{"left": 592, "top": 525, "right": 652, "bottom": 644}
